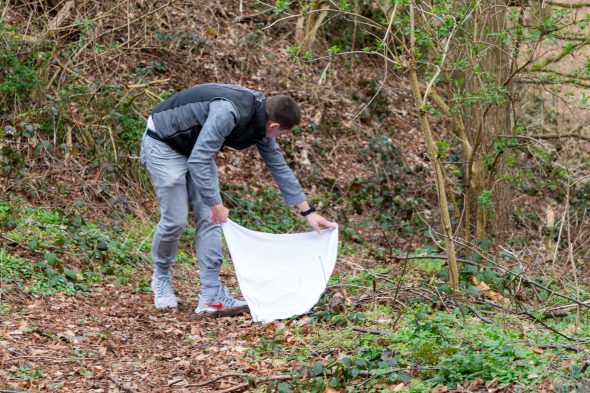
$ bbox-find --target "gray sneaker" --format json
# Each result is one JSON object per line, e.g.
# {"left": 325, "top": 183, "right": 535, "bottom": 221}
{"left": 195, "top": 286, "right": 247, "bottom": 314}
{"left": 151, "top": 275, "right": 178, "bottom": 309}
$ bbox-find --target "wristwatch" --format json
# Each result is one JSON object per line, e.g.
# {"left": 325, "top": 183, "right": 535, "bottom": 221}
{"left": 300, "top": 206, "right": 316, "bottom": 217}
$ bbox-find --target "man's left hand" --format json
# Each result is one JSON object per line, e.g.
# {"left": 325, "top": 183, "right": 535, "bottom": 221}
{"left": 305, "top": 212, "right": 337, "bottom": 234}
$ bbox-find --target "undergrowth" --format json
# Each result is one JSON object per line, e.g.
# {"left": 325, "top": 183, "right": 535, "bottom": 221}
{"left": 0, "top": 199, "right": 150, "bottom": 299}
{"left": 239, "top": 259, "right": 590, "bottom": 392}
{"left": 249, "top": 299, "right": 590, "bottom": 392}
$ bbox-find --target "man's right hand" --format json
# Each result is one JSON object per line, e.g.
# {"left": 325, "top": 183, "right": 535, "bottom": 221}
{"left": 210, "top": 204, "right": 229, "bottom": 224}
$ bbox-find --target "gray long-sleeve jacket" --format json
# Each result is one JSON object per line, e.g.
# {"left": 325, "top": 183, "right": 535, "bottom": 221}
{"left": 184, "top": 99, "right": 306, "bottom": 207}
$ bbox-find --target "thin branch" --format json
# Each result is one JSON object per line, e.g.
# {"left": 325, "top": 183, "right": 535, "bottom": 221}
{"left": 264, "top": 8, "right": 382, "bottom": 31}
{"left": 453, "top": 238, "right": 590, "bottom": 309}
{"left": 352, "top": 54, "right": 388, "bottom": 121}
{"left": 420, "top": 4, "right": 476, "bottom": 105}
{"left": 402, "top": 252, "right": 590, "bottom": 310}
{"left": 476, "top": 298, "right": 590, "bottom": 343}
{"left": 108, "top": 373, "right": 139, "bottom": 393}
{"left": 7, "top": 355, "right": 98, "bottom": 362}
{"left": 553, "top": 33, "right": 590, "bottom": 42}
{"left": 352, "top": 326, "right": 391, "bottom": 335}
{"left": 93, "top": 0, "right": 176, "bottom": 42}
{"left": 390, "top": 229, "right": 415, "bottom": 329}
{"left": 310, "top": 50, "right": 398, "bottom": 66}
{"left": 515, "top": 78, "right": 590, "bottom": 88}
{"left": 538, "top": 343, "right": 584, "bottom": 352}
{"left": 449, "top": 298, "right": 495, "bottom": 324}
{"left": 428, "top": 88, "right": 473, "bottom": 157}
{"left": 528, "top": 69, "right": 590, "bottom": 82}
{"left": 530, "top": 133, "right": 590, "bottom": 142}
{"left": 181, "top": 373, "right": 294, "bottom": 392}
{"left": 218, "top": 383, "right": 249, "bottom": 393}
{"left": 546, "top": 1, "right": 590, "bottom": 8}
{"left": 526, "top": 39, "right": 590, "bottom": 72}
{"left": 182, "top": 373, "right": 250, "bottom": 388}
{"left": 500, "top": 126, "right": 590, "bottom": 142}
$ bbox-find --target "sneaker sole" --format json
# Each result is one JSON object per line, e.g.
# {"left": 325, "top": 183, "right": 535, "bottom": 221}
{"left": 191, "top": 305, "right": 250, "bottom": 320}
{"left": 155, "top": 303, "right": 178, "bottom": 309}
{"left": 154, "top": 296, "right": 178, "bottom": 309}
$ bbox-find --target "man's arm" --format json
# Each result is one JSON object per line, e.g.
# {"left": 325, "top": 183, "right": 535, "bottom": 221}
{"left": 256, "top": 137, "right": 306, "bottom": 206}
{"left": 187, "top": 99, "right": 236, "bottom": 223}
{"left": 256, "top": 138, "right": 337, "bottom": 233}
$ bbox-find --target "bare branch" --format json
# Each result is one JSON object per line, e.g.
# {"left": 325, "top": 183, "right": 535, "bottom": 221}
{"left": 264, "top": 8, "right": 382, "bottom": 31}
{"left": 533, "top": 133, "right": 590, "bottom": 142}
{"left": 108, "top": 373, "right": 138, "bottom": 393}
{"left": 180, "top": 373, "right": 294, "bottom": 391}
{"left": 526, "top": 39, "right": 590, "bottom": 72}
{"left": 310, "top": 50, "right": 398, "bottom": 67}
{"left": 546, "top": 1, "right": 590, "bottom": 8}
{"left": 525, "top": 69, "right": 590, "bottom": 82}
{"left": 515, "top": 78, "right": 590, "bottom": 88}
{"left": 352, "top": 326, "right": 392, "bottom": 335}
{"left": 181, "top": 373, "right": 251, "bottom": 388}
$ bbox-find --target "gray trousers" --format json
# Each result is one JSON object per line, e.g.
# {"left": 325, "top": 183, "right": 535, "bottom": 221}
{"left": 140, "top": 132, "right": 222, "bottom": 299}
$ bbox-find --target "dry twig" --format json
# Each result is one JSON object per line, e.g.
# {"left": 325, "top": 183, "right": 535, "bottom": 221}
{"left": 181, "top": 372, "right": 249, "bottom": 388}
{"left": 537, "top": 343, "right": 584, "bottom": 352}
{"left": 108, "top": 373, "right": 139, "bottom": 393}
{"left": 413, "top": 236, "right": 590, "bottom": 311}
{"left": 476, "top": 297, "right": 590, "bottom": 343}
{"left": 180, "top": 373, "right": 293, "bottom": 391}
{"left": 352, "top": 326, "right": 391, "bottom": 335}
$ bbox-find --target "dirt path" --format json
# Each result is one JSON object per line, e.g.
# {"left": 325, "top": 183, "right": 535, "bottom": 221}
{"left": 1, "top": 269, "right": 287, "bottom": 393}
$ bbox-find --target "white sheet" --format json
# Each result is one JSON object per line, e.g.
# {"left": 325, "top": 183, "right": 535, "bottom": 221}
{"left": 222, "top": 219, "right": 338, "bottom": 323}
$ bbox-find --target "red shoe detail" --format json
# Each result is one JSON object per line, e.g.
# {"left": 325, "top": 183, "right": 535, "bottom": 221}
{"left": 207, "top": 302, "right": 223, "bottom": 309}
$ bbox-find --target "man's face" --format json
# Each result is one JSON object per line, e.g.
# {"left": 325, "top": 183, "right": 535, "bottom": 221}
{"left": 265, "top": 121, "right": 292, "bottom": 138}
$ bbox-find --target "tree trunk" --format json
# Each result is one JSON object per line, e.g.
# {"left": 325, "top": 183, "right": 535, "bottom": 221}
{"left": 295, "top": 1, "right": 329, "bottom": 54}
{"left": 451, "top": 1, "right": 513, "bottom": 242}
{"left": 409, "top": 4, "right": 459, "bottom": 292}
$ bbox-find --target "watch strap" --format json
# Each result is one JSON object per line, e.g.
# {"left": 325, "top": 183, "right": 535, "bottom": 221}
{"left": 300, "top": 206, "right": 316, "bottom": 217}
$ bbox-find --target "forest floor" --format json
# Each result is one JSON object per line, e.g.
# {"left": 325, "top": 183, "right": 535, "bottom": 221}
{"left": 2, "top": 255, "right": 590, "bottom": 393}
{"left": 0, "top": 265, "right": 296, "bottom": 393}
{"left": 2, "top": 1, "right": 590, "bottom": 392}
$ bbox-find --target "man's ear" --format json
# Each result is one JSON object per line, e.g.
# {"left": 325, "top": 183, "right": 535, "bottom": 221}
{"left": 265, "top": 121, "right": 282, "bottom": 137}
{"left": 267, "top": 121, "right": 281, "bottom": 130}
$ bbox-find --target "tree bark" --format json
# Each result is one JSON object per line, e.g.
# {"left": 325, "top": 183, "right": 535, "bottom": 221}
{"left": 449, "top": 0, "right": 513, "bottom": 241}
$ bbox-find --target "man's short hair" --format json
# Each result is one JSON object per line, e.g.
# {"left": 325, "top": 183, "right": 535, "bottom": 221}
{"left": 266, "top": 95, "right": 301, "bottom": 129}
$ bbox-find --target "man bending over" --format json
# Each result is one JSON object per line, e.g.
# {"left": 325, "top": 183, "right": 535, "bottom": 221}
{"left": 140, "top": 83, "right": 336, "bottom": 314}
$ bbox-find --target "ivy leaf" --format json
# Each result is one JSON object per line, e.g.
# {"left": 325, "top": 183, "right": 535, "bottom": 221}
{"left": 44, "top": 252, "right": 58, "bottom": 266}
{"left": 277, "top": 382, "right": 293, "bottom": 393}
{"left": 398, "top": 371, "right": 412, "bottom": 383}
{"left": 483, "top": 269, "right": 497, "bottom": 283}
{"left": 465, "top": 285, "right": 480, "bottom": 296}
{"left": 308, "top": 363, "right": 324, "bottom": 377}
{"left": 44, "top": 267, "right": 57, "bottom": 278}
{"left": 328, "top": 377, "right": 341, "bottom": 387}
{"left": 64, "top": 269, "right": 78, "bottom": 282}
{"left": 28, "top": 239, "right": 38, "bottom": 250}
{"left": 438, "top": 283, "right": 453, "bottom": 295}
